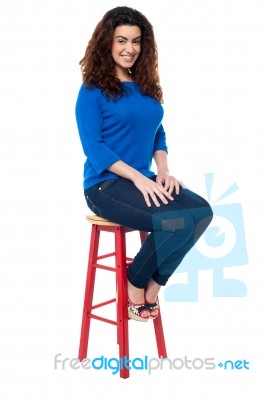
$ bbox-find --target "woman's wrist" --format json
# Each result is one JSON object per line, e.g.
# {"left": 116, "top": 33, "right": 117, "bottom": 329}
{"left": 157, "top": 168, "right": 169, "bottom": 176}
{"left": 153, "top": 150, "right": 169, "bottom": 175}
{"left": 108, "top": 160, "right": 143, "bottom": 183}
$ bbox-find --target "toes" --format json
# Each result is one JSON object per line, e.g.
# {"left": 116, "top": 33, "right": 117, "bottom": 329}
{"left": 150, "top": 310, "right": 159, "bottom": 318}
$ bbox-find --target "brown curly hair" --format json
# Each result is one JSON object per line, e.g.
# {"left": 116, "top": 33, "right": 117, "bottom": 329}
{"left": 79, "top": 6, "right": 163, "bottom": 103}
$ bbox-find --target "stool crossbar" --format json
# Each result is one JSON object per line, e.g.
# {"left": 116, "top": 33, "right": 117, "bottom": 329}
{"left": 78, "top": 214, "right": 167, "bottom": 379}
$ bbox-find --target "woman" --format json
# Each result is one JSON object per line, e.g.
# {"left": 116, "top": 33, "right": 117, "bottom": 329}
{"left": 75, "top": 6, "right": 213, "bottom": 322}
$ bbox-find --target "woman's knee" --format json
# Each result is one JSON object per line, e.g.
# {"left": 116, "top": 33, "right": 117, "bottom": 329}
{"left": 201, "top": 201, "right": 213, "bottom": 224}
{"left": 192, "top": 202, "right": 213, "bottom": 241}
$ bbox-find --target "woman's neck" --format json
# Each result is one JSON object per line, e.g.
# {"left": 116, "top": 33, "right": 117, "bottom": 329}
{"left": 116, "top": 68, "right": 133, "bottom": 82}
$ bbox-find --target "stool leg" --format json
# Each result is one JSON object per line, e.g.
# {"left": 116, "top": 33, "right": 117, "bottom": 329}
{"left": 115, "top": 227, "right": 129, "bottom": 379}
{"left": 139, "top": 231, "right": 148, "bottom": 244}
{"left": 139, "top": 232, "right": 168, "bottom": 359}
{"left": 78, "top": 225, "right": 100, "bottom": 361}
{"left": 153, "top": 314, "right": 167, "bottom": 358}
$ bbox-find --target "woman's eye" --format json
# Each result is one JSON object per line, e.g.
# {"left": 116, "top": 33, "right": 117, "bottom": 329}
{"left": 118, "top": 40, "right": 126, "bottom": 44}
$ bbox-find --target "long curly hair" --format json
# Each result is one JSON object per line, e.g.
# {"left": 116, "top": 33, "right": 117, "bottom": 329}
{"left": 79, "top": 6, "right": 163, "bottom": 103}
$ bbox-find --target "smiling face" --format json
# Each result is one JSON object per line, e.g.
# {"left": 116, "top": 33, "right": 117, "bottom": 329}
{"left": 111, "top": 25, "right": 141, "bottom": 81}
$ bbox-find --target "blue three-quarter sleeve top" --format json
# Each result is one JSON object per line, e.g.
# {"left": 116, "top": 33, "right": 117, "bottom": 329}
{"left": 75, "top": 81, "right": 168, "bottom": 190}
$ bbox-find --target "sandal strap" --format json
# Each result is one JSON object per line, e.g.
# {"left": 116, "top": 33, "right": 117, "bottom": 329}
{"left": 128, "top": 300, "right": 150, "bottom": 316}
{"left": 145, "top": 297, "right": 160, "bottom": 319}
{"left": 148, "top": 303, "right": 159, "bottom": 309}
{"left": 145, "top": 296, "right": 159, "bottom": 309}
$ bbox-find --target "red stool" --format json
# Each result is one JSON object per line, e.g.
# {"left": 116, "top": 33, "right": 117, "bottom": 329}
{"left": 78, "top": 214, "right": 167, "bottom": 379}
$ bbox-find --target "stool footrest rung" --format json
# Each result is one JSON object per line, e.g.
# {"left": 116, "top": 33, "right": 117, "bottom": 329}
{"left": 96, "top": 252, "right": 116, "bottom": 260}
{"left": 90, "top": 298, "right": 116, "bottom": 310}
{"left": 88, "top": 313, "right": 119, "bottom": 326}
{"left": 92, "top": 263, "right": 116, "bottom": 272}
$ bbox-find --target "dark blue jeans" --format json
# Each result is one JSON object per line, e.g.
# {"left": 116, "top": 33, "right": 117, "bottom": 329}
{"left": 84, "top": 176, "right": 213, "bottom": 288}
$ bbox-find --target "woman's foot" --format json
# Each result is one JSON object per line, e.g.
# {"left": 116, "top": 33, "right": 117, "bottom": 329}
{"left": 127, "top": 281, "right": 150, "bottom": 322}
{"left": 128, "top": 298, "right": 150, "bottom": 322}
{"left": 145, "top": 279, "right": 161, "bottom": 319}
{"left": 144, "top": 295, "right": 159, "bottom": 319}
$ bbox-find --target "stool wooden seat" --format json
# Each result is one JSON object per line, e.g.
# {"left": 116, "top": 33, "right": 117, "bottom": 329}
{"left": 78, "top": 214, "right": 167, "bottom": 379}
{"left": 86, "top": 214, "right": 121, "bottom": 226}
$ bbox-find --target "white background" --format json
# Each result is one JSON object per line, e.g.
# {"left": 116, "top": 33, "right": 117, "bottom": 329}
{"left": 0, "top": 0, "right": 265, "bottom": 398}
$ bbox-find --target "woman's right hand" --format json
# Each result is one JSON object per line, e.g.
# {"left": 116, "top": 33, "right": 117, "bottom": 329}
{"left": 133, "top": 173, "right": 174, "bottom": 207}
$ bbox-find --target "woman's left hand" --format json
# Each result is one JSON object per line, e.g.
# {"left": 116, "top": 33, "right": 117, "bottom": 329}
{"left": 156, "top": 173, "right": 184, "bottom": 195}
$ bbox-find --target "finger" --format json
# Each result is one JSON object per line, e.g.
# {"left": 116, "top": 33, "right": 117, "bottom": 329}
{"left": 156, "top": 176, "right": 165, "bottom": 187}
{"left": 163, "top": 177, "right": 171, "bottom": 192}
{"left": 143, "top": 192, "right": 152, "bottom": 207}
{"left": 159, "top": 179, "right": 174, "bottom": 199}
{"left": 157, "top": 182, "right": 165, "bottom": 190}
{"left": 167, "top": 179, "right": 175, "bottom": 195}
{"left": 149, "top": 186, "right": 170, "bottom": 206}
{"left": 159, "top": 186, "right": 174, "bottom": 201}
{"left": 148, "top": 190, "right": 162, "bottom": 207}
{"left": 175, "top": 181, "right": 180, "bottom": 195}
{"left": 153, "top": 187, "right": 174, "bottom": 205}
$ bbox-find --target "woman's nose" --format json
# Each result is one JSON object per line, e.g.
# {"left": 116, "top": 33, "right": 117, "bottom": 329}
{"left": 125, "top": 42, "right": 134, "bottom": 53}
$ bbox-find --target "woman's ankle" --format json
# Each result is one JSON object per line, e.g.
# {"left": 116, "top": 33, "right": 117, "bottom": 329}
{"left": 145, "top": 279, "right": 161, "bottom": 303}
{"left": 127, "top": 281, "right": 145, "bottom": 304}
{"left": 127, "top": 281, "right": 150, "bottom": 319}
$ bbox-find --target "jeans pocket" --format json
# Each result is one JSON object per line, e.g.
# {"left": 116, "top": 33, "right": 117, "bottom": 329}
{"left": 96, "top": 179, "right": 117, "bottom": 193}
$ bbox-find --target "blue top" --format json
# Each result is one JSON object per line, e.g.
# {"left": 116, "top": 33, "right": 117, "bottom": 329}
{"left": 75, "top": 82, "right": 168, "bottom": 190}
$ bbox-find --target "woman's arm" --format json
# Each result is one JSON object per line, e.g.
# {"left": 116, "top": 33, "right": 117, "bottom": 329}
{"left": 76, "top": 86, "right": 120, "bottom": 175}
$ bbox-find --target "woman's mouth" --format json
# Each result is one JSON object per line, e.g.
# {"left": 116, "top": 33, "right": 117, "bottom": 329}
{"left": 121, "top": 55, "right": 134, "bottom": 62}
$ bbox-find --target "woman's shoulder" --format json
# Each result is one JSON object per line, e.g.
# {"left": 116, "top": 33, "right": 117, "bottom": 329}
{"left": 78, "top": 82, "right": 102, "bottom": 96}
{"left": 77, "top": 83, "right": 104, "bottom": 106}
